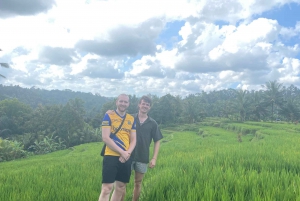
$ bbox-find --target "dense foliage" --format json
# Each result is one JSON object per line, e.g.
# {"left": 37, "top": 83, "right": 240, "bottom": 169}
{"left": 0, "top": 84, "right": 111, "bottom": 117}
{"left": 0, "top": 80, "right": 300, "bottom": 162}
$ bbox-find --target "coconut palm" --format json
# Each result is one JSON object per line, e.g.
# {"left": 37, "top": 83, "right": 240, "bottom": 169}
{"left": 278, "top": 99, "right": 300, "bottom": 122}
{"left": 263, "top": 80, "right": 284, "bottom": 121}
{"left": 235, "top": 89, "right": 251, "bottom": 121}
{"left": 249, "top": 90, "right": 268, "bottom": 121}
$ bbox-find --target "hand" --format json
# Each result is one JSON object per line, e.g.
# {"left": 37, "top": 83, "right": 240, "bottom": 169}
{"left": 106, "top": 110, "right": 114, "bottom": 114}
{"left": 119, "top": 156, "right": 126, "bottom": 163}
{"left": 149, "top": 158, "right": 156, "bottom": 168}
{"left": 120, "top": 151, "right": 131, "bottom": 162}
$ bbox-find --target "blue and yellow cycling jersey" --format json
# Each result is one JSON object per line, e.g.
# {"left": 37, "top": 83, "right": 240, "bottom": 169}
{"left": 102, "top": 110, "right": 136, "bottom": 156}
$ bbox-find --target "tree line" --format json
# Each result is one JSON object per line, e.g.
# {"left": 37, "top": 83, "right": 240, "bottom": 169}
{"left": 0, "top": 84, "right": 111, "bottom": 117}
{"left": 0, "top": 80, "right": 300, "bottom": 162}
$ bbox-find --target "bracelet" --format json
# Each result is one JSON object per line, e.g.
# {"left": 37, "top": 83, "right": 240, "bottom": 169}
{"left": 152, "top": 158, "right": 156, "bottom": 160}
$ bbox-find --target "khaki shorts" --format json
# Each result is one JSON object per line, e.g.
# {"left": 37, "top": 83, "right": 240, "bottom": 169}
{"left": 131, "top": 161, "right": 148, "bottom": 174}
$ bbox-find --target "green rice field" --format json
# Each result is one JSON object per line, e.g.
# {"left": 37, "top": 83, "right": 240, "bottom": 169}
{"left": 1, "top": 120, "right": 300, "bottom": 201}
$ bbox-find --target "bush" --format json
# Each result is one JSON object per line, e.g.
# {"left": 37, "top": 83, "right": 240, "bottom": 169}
{"left": 29, "top": 135, "right": 66, "bottom": 155}
{"left": 0, "top": 138, "right": 27, "bottom": 162}
{"left": 213, "top": 123, "right": 220, "bottom": 127}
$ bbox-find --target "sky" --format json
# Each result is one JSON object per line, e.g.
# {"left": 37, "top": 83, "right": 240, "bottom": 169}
{"left": 0, "top": 0, "right": 300, "bottom": 97}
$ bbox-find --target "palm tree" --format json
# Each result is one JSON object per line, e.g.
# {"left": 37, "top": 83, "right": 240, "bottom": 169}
{"left": 278, "top": 99, "right": 300, "bottom": 122}
{"left": 263, "top": 80, "right": 284, "bottom": 121}
{"left": 279, "top": 85, "right": 300, "bottom": 122}
{"left": 235, "top": 89, "right": 250, "bottom": 121}
{"left": 0, "top": 49, "right": 10, "bottom": 78}
{"left": 249, "top": 90, "right": 268, "bottom": 121}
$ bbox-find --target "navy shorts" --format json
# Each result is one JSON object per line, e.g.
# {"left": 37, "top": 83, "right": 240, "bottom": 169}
{"left": 102, "top": 156, "right": 132, "bottom": 183}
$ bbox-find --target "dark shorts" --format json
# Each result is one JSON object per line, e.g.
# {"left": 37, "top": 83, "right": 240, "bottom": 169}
{"left": 102, "top": 156, "right": 132, "bottom": 183}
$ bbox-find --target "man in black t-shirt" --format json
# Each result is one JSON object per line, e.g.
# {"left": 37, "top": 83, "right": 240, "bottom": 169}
{"left": 129, "top": 95, "right": 163, "bottom": 201}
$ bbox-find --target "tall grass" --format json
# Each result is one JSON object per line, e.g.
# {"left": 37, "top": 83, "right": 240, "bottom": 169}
{"left": 1, "top": 121, "right": 300, "bottom": 201}
{"left": 0, "top": 143, "right": 102, "bottom": 201}
{"left": 136, "top": 125, "right": 300, "bottom": 201}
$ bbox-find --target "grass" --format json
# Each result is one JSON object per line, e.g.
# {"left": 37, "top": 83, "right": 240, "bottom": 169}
{"left": 1, "top": 120, "right": 300, "bottom": 201}
{"left": 0, "top": 143, "right": 102, "bottom": 201}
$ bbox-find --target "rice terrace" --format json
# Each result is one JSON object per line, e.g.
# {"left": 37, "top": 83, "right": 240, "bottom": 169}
{"left": 1, "top": 118, "right": 300, "bottom": 201}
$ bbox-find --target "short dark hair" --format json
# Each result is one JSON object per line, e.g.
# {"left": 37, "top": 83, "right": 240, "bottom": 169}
{"left": 139, "top": 95, "right": 152, "bottom": 106}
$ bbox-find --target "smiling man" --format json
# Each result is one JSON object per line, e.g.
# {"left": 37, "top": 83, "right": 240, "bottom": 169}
{"left": 98, "top": 94, "right": 136, "bottom": 201}
{"left": 128, "top": 95, "right": 163, "bottom": 201}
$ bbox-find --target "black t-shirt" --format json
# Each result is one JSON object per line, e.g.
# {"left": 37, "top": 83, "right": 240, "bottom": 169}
{"left": 132, "top": 114, "right": 163, "bottom": 163}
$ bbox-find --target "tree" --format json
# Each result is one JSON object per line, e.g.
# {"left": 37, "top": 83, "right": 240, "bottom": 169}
{"left": 24, "top": 104, "right": 62, "bottom": 134}
{"left": 217, "top": 99, "right": 234, "bottom": 119}
{"left": 263, "top": 80, "right": 284, "bottom": 121}
{"left": 150, "top": 94, "right": 178, "bottom": 124}
{"left": 278, "top": 85, "right": 300, "bottom": 122}
{"left": 127, "top": 95, "right": 139, "bottom": 114}
{"left": 69, "top": 98, "right": 86, "bottom": 117}
{"left": 56, "top": 100, "right": 85, "bottom": 147}
{"left": 278, "top": 99, "right": 300, "bottom": 122}
{"left": 248, "top": 90, "right": 268, "bottom": 121}
{"left": 0, "top": 99, "right": 33, "bottom": 136}
{"left": 235, "top": 89, "right": 251, "bottom": 121}
{"left": 183, "top": 94, "right": 204, "bottom": 123}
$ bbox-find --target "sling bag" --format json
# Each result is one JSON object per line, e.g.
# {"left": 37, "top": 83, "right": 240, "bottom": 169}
{"left": 100, "top": 114, "right": 127, "bottom": 156}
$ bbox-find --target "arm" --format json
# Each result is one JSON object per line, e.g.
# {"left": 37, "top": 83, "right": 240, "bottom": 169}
{"left": 127, "top": 130, "right": 136, "bottom": 154}
{"left": 149, "top": 140, "right": 161, "bottom": 168}
{"left": 126, "top": 117, "right": 137, "bottom": 157}
{"left": 117, "top": 130, "right": 136, "bottom": 163}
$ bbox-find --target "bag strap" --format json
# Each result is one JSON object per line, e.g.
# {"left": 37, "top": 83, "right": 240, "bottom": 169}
{"left": 110, "top": 113, "right": 127, "bottom": 136}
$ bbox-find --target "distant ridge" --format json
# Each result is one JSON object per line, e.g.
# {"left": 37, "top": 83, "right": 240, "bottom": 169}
{"left": 0, "top": 84, "right": 112, "bottom": 116}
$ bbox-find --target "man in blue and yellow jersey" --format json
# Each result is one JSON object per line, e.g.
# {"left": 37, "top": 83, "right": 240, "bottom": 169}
{"left": 98, "top": 94, "right": 136, "bottom": 201}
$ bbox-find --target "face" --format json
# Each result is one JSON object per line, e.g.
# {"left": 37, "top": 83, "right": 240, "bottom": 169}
{"left": 138, "top": 99, "right": 151, "bottom": 114}
{"left": 116, "top": 95, "right": 129, "bottom": 112}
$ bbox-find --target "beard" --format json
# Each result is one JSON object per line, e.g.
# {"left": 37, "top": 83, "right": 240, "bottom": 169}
{"left": 117, "top": 105, "right": 127, "bottom": 112}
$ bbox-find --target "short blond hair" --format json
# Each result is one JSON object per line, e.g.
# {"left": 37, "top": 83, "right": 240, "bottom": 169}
{"left": 117, "top": 94, "right": 129, "bottom": 101}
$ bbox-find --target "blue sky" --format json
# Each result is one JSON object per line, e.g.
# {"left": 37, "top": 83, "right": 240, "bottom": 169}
{"left": 1, "top": 0, "right": 300, "bottom": 97}
{"left": 260, "top": 2, "right": 300, "bottom": 27}
{"left": 259, "top": 2, "right": 300, "bottom": 56}
{"left": 156, "top": 20, "right": 185, "bottom": 50}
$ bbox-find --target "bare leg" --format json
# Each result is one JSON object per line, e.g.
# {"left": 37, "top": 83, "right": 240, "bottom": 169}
{"left": 111, "top": 181, "right": 126, "bottom": 201}
{"left": 98, "top": 183, "right": 114, "bottom": 201}
{"left": 120, "top": 189, "right": 126, "bottom": 201}
{"left": 132, "top": 171, "right": 144, "bottom": 201}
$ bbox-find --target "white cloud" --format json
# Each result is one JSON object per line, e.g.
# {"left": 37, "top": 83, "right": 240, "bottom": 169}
{"left": 1, "top": 0, "right": 300, "bottom": 97}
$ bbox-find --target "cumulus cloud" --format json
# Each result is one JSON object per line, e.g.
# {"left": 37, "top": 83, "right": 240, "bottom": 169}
{"left": 78, "top": 58, "right": 124, "bottom": 79}
{"left": 0, "top": 0, "right": 56, "bottom": 18}
{"left": 37, "top": 46, "right": 78, "bottom": 66}
{"left": 75, "top": 18, "right": 164, "bottom": 57}
{"left": 1, "top": 0, "right": 300, "bottom": 97}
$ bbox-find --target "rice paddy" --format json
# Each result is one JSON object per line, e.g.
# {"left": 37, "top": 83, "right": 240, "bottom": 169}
{"left": 1, "top": 120, "right": 300, "bottom": 201}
